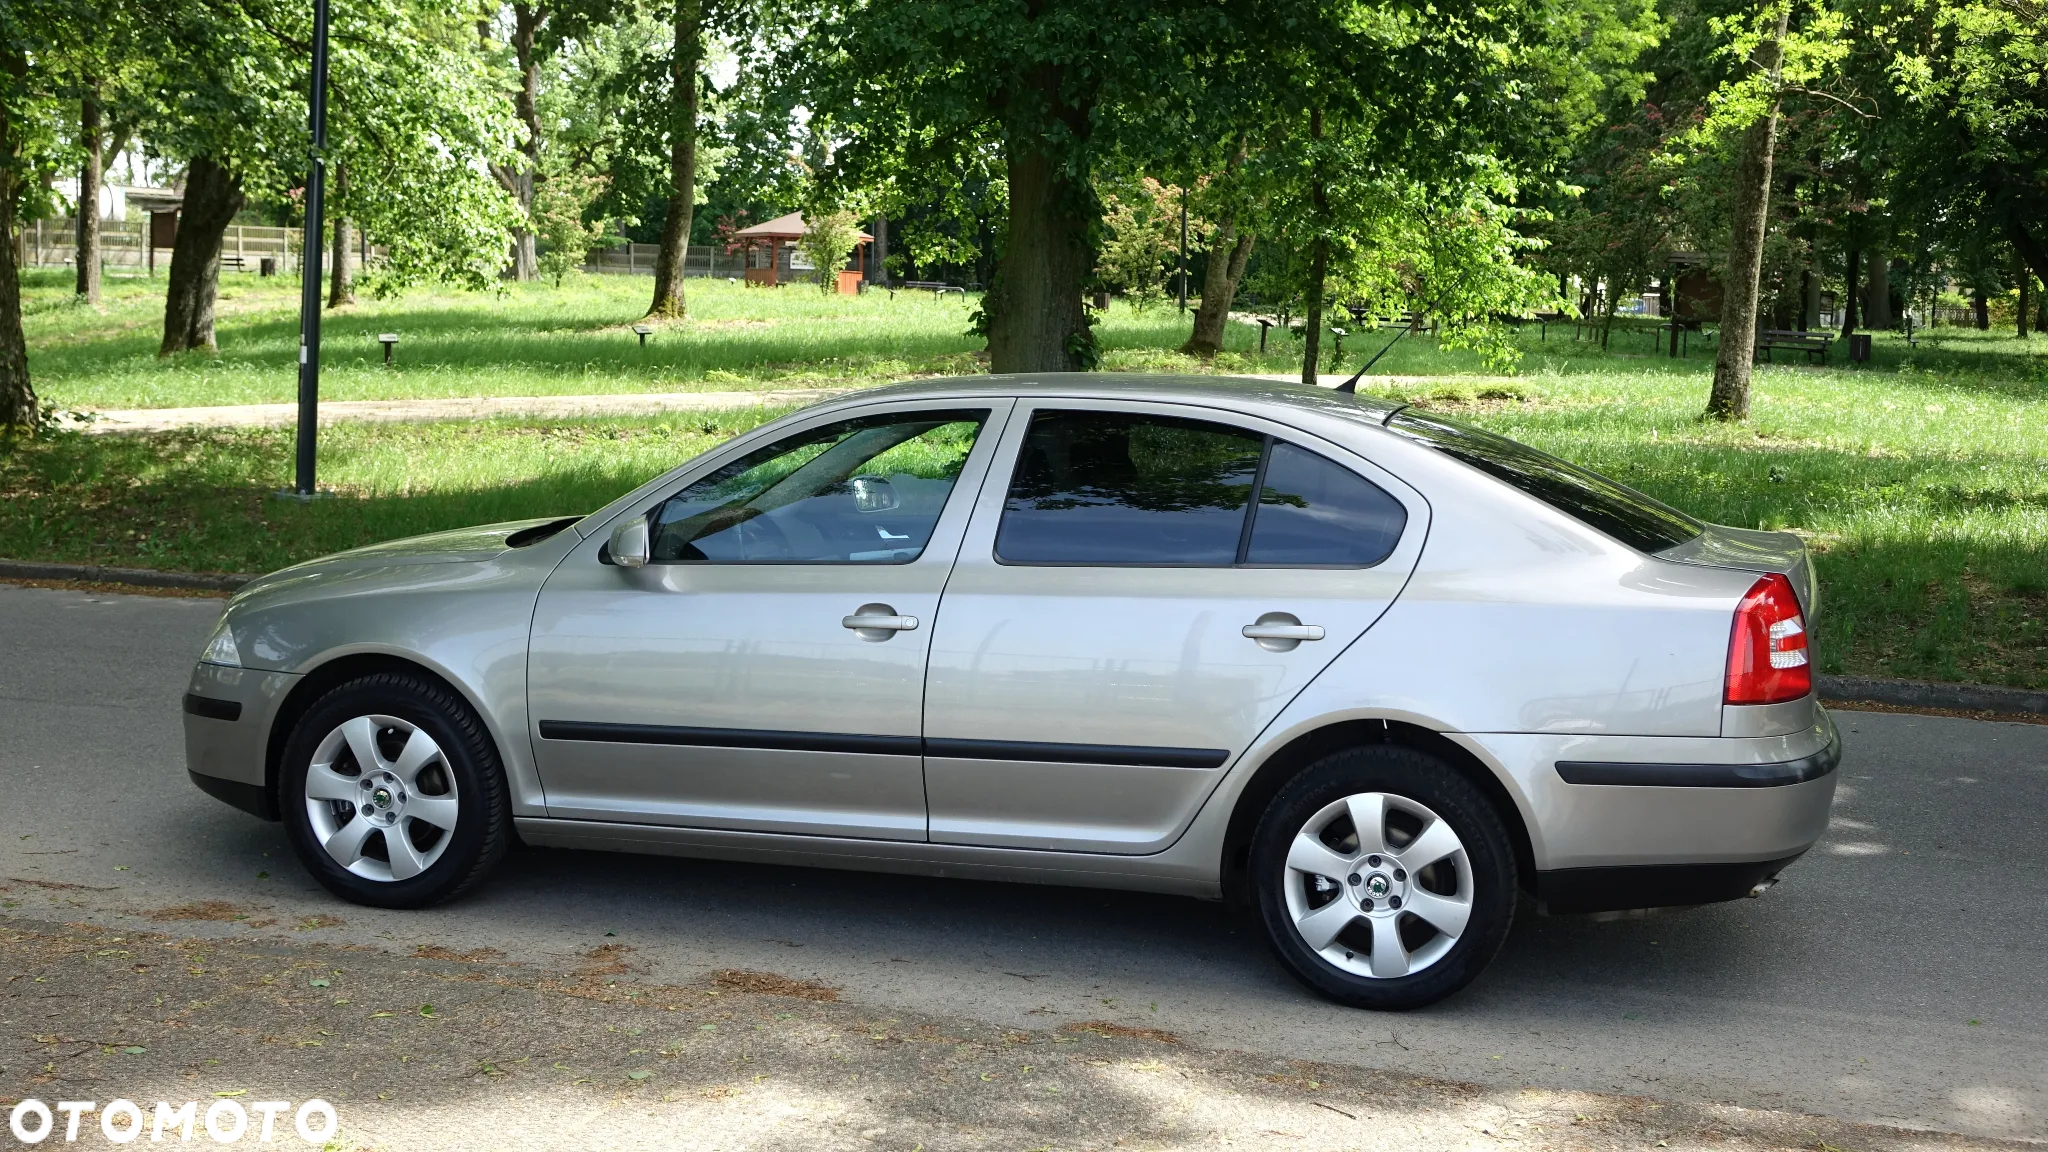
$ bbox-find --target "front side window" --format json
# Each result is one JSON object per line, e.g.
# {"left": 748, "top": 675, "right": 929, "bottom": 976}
{"left": 1384, "top": 410, "right": 1702, "bottom": 553}
{"left": 648, "top": 409, "right": 988, "bottom": 563}
{"left": 995, "top": 409, "right": 1406, "bottom": 567}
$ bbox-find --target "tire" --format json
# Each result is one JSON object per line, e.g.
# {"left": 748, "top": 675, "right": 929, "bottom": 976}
{"left": 279, "top": 672, "right": 511, "bottom": 909}
{"left": 1250, "top": 744, "right": 1517, "bottom": 1010}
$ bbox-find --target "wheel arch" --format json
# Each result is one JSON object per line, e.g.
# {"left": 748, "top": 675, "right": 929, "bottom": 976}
{"left": 264, "top": 651, "right": 501, "bottom": 814}
{"left": 1219, "top": 719, "right": 1538, "bottom": 906}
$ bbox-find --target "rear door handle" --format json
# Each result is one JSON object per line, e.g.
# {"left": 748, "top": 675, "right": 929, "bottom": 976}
{"left": 1243, "top": 612, "right": 1323, "bottom": 652}
{"left": 843, "top": 614, "right": 918, "bottom": 632}
{"left": 1241, "top": 624, "right": 1324, "bottom": 641}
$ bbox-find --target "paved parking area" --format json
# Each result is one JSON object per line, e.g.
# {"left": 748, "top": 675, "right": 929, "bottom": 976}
{"left": 2, "top": 582, "right": 2044, "bottom": 1143}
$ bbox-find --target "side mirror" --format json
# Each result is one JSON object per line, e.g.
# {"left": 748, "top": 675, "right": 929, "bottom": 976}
{"left": 608, "top": 516, "right": 649, "bottom": 568}
{"left": 850, "top": 475, "right": 899, "bottom": 513}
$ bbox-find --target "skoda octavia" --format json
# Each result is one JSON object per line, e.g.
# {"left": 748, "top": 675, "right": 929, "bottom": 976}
{"left": 184, "top": 375, "right": 1839, "bottom": 1010}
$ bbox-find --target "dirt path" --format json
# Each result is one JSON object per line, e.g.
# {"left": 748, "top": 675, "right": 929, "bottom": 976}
{"left": 78, "top": 389, "right": 850, "bottom": 434}
{"left": 74, "top": 375, "right": 1529, "bottom": 434}
{"left": 1, "top": 914, "right": 2021, "bottom": 1152}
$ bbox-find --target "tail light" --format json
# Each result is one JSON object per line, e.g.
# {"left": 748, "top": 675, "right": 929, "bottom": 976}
{"left": 1725, "top": 574, "right": 1811, "bottom": 705}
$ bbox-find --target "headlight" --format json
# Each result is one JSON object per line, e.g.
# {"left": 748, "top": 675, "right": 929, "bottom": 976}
{"left": 200, "top": 619, "right": 242, "bottom": 668}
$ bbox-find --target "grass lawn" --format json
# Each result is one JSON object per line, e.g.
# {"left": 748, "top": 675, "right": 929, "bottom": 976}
{"left": 9, "top": 268, "right": 2048, "bottom": 689}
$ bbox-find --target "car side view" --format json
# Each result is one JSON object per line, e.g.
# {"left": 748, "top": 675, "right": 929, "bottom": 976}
{"left": 183, "top": 375, "right": 1839, "bottom": 1009}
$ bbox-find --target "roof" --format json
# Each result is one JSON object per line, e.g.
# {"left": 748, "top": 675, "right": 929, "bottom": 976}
{"left": 731, "top": 211, "right": 874, "bottom": 242}
{"left": 812, "top": 373, "right": 1405, "bottom": 427}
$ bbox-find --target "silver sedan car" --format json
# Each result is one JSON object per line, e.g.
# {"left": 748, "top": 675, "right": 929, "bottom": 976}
{"left": 185, "top": 375, "right": 1839, "bottom": 1009}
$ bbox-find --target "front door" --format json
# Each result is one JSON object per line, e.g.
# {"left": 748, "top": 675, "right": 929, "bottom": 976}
{"left": 529, "top": 401, "right": 1010, "bottom": 839}
{"left": 921, "top": 402, "right": 1427, "bottom": 854}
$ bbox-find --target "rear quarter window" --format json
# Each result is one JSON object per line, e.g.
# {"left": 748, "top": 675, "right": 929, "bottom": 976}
{"left": 1385, "top": 410, "right": 1702, "bottom": 553}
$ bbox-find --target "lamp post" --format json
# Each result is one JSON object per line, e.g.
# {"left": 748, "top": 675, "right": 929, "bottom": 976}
{"left": 289, "top": 0, "right": 331, "bottom": 497}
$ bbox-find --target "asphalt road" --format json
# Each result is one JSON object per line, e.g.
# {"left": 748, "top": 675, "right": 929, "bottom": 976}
{"left": 3, "top": 582, "right": 2044, "bottom": 1142}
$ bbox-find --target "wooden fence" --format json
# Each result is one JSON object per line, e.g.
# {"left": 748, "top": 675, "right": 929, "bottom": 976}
{"left": 22, "top": 217, "right": 379, "bottom": 276}
{"left": 583, "top": 243, "right": 750, "bottom": 279}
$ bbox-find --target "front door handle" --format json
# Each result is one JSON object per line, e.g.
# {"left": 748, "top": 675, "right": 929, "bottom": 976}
{"left": 1243, "top": 612, "right": 1324, "bottom": 652}
{"left": 843, "top": 603, "right": 918, "bottom": 641}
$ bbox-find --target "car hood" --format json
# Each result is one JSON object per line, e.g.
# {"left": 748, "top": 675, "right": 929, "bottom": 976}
{"left": 1658, "top": 522, "right": 1818, "bottom": 619}
{"left": 234, "top": 518, "right": 570, "bottom": 599}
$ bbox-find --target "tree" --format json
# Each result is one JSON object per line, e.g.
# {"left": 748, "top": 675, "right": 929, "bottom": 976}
{"left": 533, "top": 156, "right": 612, "bottom": 285}
{"left": 1096, "top": 177, "right": 1190, "bottom": 309}
{"left": 801, "top": 0, "right": 1234, "bottom": 372}
{"left": 137, "top": 0, "right": 516, "bottom": 353}
{"left": 0, "top": 0, "right": 83, "bottom": 428}
{"left": 795, "top": 207, "right": 861, "bottom": 292}
{"left": 1684, "top": 0, "right": 1848, "bottom": 420}
{"left": 646, "top": 0, "right": 705, "bottom": 317}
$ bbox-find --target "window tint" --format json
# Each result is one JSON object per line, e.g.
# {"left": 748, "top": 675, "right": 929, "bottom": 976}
{"left": 995, "top": 411, "right": 1264, "bottom": 565}
{"left": 1245, "top": 442, "right": 1407, "bottom": 566}
{"left": 1385, "top": 410, "right": 1702, "bottom": 553}
{"left": 648, "top": 409, "right": 987, "bottom": 563}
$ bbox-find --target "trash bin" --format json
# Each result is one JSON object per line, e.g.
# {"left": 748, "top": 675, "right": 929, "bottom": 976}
{"left": 259, "top": 257, "right": 277, "bottom": 277}
{"left": 1848, "top": 333, "right": 1872, "bottom": 362}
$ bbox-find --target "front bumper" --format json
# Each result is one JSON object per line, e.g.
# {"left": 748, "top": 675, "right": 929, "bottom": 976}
{"left": 183, "top": 662, "right": 299, "bottom": 820}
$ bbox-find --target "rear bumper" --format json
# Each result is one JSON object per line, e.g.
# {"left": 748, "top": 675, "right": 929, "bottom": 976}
{"left": 1535, "top": 853, "right": 1805, "bottom": 914}
{"left": 1455, "top": 709, "right": 1841, "bottom": 874}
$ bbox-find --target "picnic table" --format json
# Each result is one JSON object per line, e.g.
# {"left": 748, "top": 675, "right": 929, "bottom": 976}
{"left": 1754, "top": 329, "right": 1832, "bottom": 364}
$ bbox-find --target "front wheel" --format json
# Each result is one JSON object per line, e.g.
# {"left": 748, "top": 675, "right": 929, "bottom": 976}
{"left": 1250, "top": 744, "right": 1517, "bottom": 1010}
{"left": 280, "top": 672, "right": 511, "bottom": 909}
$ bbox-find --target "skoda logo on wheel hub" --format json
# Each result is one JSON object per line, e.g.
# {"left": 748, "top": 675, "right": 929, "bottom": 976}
{"left": 372, "top": 787, "right": 393, "bottom": 809}
{"left": 1364, "top": 873, "right": 1392, "bottom": 899}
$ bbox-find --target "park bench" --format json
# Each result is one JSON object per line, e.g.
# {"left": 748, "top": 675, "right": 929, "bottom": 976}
{"left": 901, "top": 281, "right": 964, "bottom": 297}
{"left": 1754, "top": 329, "right": 1832, "bottom": 364}
{"left": 219, "top": 254, "right": 247, "bottom": 273}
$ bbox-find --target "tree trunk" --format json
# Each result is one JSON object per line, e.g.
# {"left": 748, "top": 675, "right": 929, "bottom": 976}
{"left": 1972, "top": 289, "right": 1988, "bottom": 330}
{"left": 1707, "top": 3, "right": 1790, "bottom": 422}
{"left": 1863, "top": 248, "right": 1890, "bottom": 329}
{"left": 501, "top": 3, "right": 543, "bottom": 282}
{"left": 647, "top": 0, "right": 703, "bottom": 319}
{"left": 1182, "top": 226, "right": 1254, "bottom": 357}
{"left": 988, "top": 138, "right": 1095, "bottom": 372}
{"left": 0, "top": 121, "right": 30, "bottom": 428}
{"left": 1841, "top": 244, "right": 1860, "bottom": 337}
{"left": 158, "top": 155, "right": 245, "bottom": 355}
{"left": 2020, "top": 274, "right": 2032, "bottom": 339}
{"left": 1299, "top": 107, "right": 1327, "bottom": 387}
{"left": 76, "top": 81, "right": 103, "bottom": 305}
{"left": 328, "top": 166, "right": 353, "bottom": 308}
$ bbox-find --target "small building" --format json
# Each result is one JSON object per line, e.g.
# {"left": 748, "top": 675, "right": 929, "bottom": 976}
{"left": 732, "top": 212, "right": 873, "bottom": 292}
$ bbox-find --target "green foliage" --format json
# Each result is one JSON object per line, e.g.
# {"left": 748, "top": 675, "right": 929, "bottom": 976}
{"left": 796, "top": 209, "right": 862, "bottom": 292}
{"left": 1096, "top": 178, "right": 1192, "bottom": 309}
{"left": 533, "top": 161, "right": 617, "bottom": 288}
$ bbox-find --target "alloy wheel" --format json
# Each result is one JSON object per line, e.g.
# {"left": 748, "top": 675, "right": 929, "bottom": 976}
{"left": 1280, "top": 791, "right": 1474, "bottom": 980}
{"left": 303, "top": 714, "right": 460, "bottom": 882}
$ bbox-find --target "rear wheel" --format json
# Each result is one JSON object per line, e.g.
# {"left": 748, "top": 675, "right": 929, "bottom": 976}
{"left": 1250, "top": 744, "right": 1517, "bottom": 1010}
{"left": 280, "top": 673, "right": 510, "bottom": 909}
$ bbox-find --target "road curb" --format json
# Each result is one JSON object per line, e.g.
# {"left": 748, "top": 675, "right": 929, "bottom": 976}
{"left": 1818, "top": 674, "right": 2048, "bottom": 718}
{"left": 0, "top": 558, "right": 254, "bottom": 592}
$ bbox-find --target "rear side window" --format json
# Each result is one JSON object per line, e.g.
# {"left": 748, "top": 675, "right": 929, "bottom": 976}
{"left": 1385, "top": 410, "right": 1701, "bottom": 553}
{"left": 996, "top": 409, "right": 1406, "bottom": 567}
{"left": 1245, "top": 443, "right": 1407, "bottom": 566}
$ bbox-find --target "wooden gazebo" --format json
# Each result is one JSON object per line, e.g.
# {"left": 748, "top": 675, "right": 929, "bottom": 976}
{"left": 733, "top": 212, "right": 873, "bottom": 292}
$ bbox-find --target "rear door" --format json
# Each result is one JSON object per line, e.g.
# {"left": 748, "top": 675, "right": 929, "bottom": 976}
{"left": 920, "top": 400, "right": 1429, "bottom": 854}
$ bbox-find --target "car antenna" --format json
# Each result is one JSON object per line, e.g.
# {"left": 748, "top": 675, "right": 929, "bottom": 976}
{"left": 1333, "top": 320, "right": 1414, "bottom": 393}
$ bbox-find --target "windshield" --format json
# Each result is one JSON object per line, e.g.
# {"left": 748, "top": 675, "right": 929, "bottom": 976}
{"left": 1385, "top": 410, "right": 1702, "bottom": 553}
